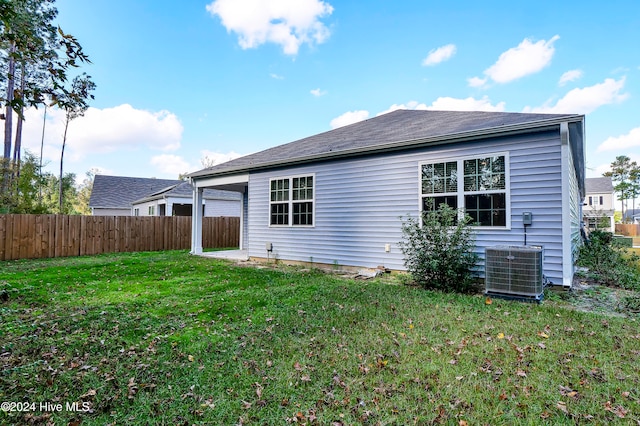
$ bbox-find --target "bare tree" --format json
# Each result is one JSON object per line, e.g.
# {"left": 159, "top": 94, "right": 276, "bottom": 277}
{"left": 55, "top": 73, "right": 95, "bottom": 212}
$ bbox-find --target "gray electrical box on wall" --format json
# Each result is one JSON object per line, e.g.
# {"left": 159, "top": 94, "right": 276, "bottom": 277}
{"left": 523, "top": 212, "right": 533, "bottom": 226}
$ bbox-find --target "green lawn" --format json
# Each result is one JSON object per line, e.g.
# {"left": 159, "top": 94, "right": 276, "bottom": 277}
{"left": 1, "top": 251, "right": 639, "bottom": 425}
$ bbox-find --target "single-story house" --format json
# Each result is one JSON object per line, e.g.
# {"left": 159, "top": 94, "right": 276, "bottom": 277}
{"left": 131, "top": 181, "right": 241, "bottom": 217}
{"left": 89, "top": 175, "right": 182, "bottom": 216}
{"left": 188, "top": 110, "right": 585, "bottom": 287}
{"left": 583, "top": 177, "right": 615, "bottom": 232}
{"left": 89, "top": 175, "right": 240, "bottom": 217}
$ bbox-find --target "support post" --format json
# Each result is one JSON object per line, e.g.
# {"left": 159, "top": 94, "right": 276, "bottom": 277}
{"left": 239, "top": 191, "right": 244, "bottom": 250}
{"left": 191, "top": 185, "right": 203, "bottom": 255}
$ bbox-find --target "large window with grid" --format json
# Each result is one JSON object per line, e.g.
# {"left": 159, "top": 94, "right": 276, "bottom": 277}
{"left": 270, "top": 175, "right": 314, "bottom": 226}
{"left": 421, "top": 154, "right": 508, "bottom": 227}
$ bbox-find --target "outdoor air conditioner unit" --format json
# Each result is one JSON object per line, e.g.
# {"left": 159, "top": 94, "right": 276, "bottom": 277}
{"left": 485, "top": 246, "right": 544, "bottom": 301}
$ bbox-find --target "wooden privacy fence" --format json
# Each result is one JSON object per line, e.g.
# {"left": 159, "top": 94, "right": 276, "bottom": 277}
{"left": 616, "top": 224, "right": 640, "bottom": 237}
{"left": 0, "top": 215, "right": 240, "bottom": 261}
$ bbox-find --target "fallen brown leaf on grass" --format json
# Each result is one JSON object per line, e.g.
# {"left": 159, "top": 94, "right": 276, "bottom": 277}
{"left": 604, "top": 401, "right": 628, "bottom": 418}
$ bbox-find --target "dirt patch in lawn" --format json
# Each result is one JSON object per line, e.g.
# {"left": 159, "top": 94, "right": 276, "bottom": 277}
{"left": 549, "top": 275, "right": 640, "bottom": 318}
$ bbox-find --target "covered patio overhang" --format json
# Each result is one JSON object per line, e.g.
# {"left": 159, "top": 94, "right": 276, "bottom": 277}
{"left": 189, "top": 173, "right": 249, "bottom": 255}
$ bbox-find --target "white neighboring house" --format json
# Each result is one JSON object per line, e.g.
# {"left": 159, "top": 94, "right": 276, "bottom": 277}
{"left": 131, "top": 181, "right": 241, "bottom": 217}
{"left": 583, "top": 177, "right": 615, "bottom": 232}
{"left": 89, "top": 175, "right": 240, "bottom": 217}
{"left": 89, "top": 175, "right": 184, "bottom": 216}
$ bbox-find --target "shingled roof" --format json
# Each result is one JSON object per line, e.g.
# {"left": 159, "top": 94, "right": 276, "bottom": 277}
{"left": 89, "top": 175, "right": 183, "bottom": 209}
{"left": 585, "top": 177, "right": 613, "bottom": 194}
{"left": 132, "top": 181, "right": 242, "bottom": 204}
{"left": 189, "top": 109, "right": 584, "bottom": 178}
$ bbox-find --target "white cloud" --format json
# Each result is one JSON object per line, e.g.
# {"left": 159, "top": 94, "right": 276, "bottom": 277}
{"left": 559, "top": 69, "right": 583, "bottom": 86}
{"left": 597, "top": 127, "right": 640, "bottom": 152}
{"left": 376, "top": 101, "right": 428, "bottom": 116}
{"left": 483, "top": 35, "right": 560, "bottom": 84}
{"left": 150, "top": 154, "right": 192, "bottom": 177}
{"left": 270, "top": 73, "right": 284, "bottom": 80}
{"left": 378, "top": 98, "right": 505, "bottom": 115}
{"left": 467, "top": 76, "right": 488, "bottom": 88}
{"left": 422, "top": 44, "right": 456, "bottom": 66}
{"left": 594, "top": 162, "right": 612, "bottom": 177}
{"left": 21, "top": 104, "right": 183, "bottom": 164}
{"left": 310, "top": 88, "right": 326, "bottom": 97}
{"left": 523, "top": 77, "right": 628, "bottom": 114}
{"left": 199, "top": 150, "right": 243, "bottom": 167}
{"left": 329, "top": 110, "right": 369, "bottom": 129}
{"left": 206, "top": 0, "right": 334, "bottom": 55}
{"left": 426, "top": 96, "right": 506, "bottom": 112}
{"left": 150, "top": 150, "right": 244, "bottom": 178}
{"left": 89, "top": 166, "right": 112, "bottom": 176}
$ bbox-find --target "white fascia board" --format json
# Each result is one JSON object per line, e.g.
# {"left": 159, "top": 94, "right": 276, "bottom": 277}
{"left": 192, "top": 173, "right": 249, "bottom": 189}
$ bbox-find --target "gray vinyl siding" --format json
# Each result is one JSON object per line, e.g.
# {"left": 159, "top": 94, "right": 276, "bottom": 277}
{"left": 92, "top": 207, "right": 130, "bottom": 216}
{"left": 204, "top": 199, "right": 241, "bottom": 217}
{"left": 247, "top": 130, "right": 567, "bottom": 284}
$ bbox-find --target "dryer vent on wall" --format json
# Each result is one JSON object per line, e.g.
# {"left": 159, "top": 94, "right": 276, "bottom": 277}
{"left": 485, "top": 246, "right": 543, "bottom": 301}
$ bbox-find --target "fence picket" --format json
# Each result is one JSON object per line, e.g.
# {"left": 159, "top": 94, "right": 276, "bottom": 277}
{"left": 0, "top": 215, "right": 239, "bottom": 261}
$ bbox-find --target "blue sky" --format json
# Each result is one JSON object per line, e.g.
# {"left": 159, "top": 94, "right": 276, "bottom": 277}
{"left": 22, "top": 0, "right": 640, "bottom": 181}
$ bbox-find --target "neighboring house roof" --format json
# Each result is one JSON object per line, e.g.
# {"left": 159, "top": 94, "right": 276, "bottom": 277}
{"left": 189, "top": 109, "right": 584, "bottom": 179}
{"left": 624, "top": 209, "right": 640, "bottom": 220}
{"left": 132, "top": 181, "right": 241, "bottom": 205}
{"left": 89, "top": 175, "right": 182, "bottom": 209}
{"left": 585, "top": 177, "right": 613, "bottom": 193}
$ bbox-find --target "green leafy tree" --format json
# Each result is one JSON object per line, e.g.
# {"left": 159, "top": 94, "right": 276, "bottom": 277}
{"left": 0, "top": 149, "right": 95, "bottom": 215}
{"left": 0, "top": 152, "right": 41, "bottom": 213}
{"left": 2, "top": 0, "right": 57, "bottom": 157}
{"left": 1, "top": 0, "right": 91, "bottom": 193}
{"left": 11, "top": 151, "right": 49, "bottom": 213}
{"left": 73, "top": 168, "right": 97, "bottom": 215}
{"left": 604, "top": 155, "right": 637, "bottom": 222}
{"left": 40, "top": 171, "right": 77, "bottom": 214}
{"left": 629, "top": 164, "right": 640, "bottom": 217}
{"left": 0, "top": 150, "right": 53, "bottom": 213}
{"left": 399, "top": 204, "right": 479, "bottom": 293}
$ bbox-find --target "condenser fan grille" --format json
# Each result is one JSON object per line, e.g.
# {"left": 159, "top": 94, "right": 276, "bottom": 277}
{"left": 485, "top": 246, "right": 543, "bottom": 300}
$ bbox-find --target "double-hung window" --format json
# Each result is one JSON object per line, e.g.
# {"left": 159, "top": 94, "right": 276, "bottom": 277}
{"left": 421, "top": 154, "right": 508, "bottom": 227}
{"left": 421, "top": 161, "right": 459, "bottom": 212}
{"left": 270, "top": 175, "right": 314, "bottom": 226}
{"left": 588, "top": 196, "right": 604, "bottom": 206}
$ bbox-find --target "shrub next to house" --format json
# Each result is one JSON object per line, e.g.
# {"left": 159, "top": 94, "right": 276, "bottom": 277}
{"left": 578, "top": 229, "right": 640, "bottom": 290}
{"left": 399, "top": 204, "right": 479, "bottom": 293}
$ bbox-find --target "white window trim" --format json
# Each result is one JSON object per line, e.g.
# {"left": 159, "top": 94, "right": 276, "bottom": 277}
{"left": 418, "top": 152, "right": 511, "bottom": 230}
{"left": 268, "top": 174, "right": 316, "bottom": 228}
